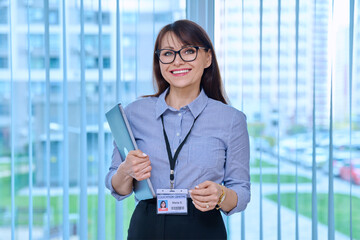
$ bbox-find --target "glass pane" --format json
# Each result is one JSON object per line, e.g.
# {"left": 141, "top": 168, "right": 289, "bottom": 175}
{"left": 0, "top": 7, "right": 7, "bottom": 24}
{"left": 215, "top": 0, "right": 359, "bottom": 239}
{"left": 1, "top": 0, "right": 185, "bottom": 239}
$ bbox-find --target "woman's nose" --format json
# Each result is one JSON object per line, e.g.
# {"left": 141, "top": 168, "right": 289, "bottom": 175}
{"left": 173, "top": 52, "right": 184, "bottom": 65}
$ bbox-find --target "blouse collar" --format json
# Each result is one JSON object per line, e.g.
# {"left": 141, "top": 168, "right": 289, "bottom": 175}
{"left": 155, "top": 88, "right": 208, "bottom": 119}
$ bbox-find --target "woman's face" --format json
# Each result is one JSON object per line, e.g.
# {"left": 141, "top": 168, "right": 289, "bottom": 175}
{"left": 161, "top": 202, "right": 166, "bottom": 208}
{"left": 158, "top": 32, "right": 212, "bottom": 93}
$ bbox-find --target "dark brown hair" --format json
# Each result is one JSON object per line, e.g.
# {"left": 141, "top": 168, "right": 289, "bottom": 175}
{"left": 149, "top": 19, "right": 228, "bottom": 104}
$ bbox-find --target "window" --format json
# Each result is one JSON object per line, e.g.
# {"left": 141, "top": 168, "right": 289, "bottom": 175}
{"left": 28, "top": 34, "right": 60, "bottom": 69}
{"left": 50, "top": 57, "right": 59, "bottom": 68}
{"left": 30, "top": 56, "right": 44, "bottom": 69}
{"left": 0, "top": 57, "right": 7, "bottom": 68}
{"left": 28, "top": 8, "right": 44, "bottom": 23}
{"left": 215, "top": 0, "right": 359, "bottom": 239}
{"left": 4, "top": 0, "right": 359, "bottom": 239}
{"left": 0, "top": 7, "right": 7, "bottom": 24}
{"left": 84, "top": 10, "right": 110, "bottom": 25}
{"left": 28, "top": 7, "right": 59, "bottom": 25}
{"left": 74, "top": 34, "right": 111, "bottom": 69}
{"left": 0, "top": 34, "right": 7, "bottom": 68}
{"left": 49, "top": 9, "right": 59, "bottom": 25}
{"left": 0, "top": 34, "right": 7, "bottom": 52}
{"left": 0, "top": 1, "right": 186, "bottom": 239}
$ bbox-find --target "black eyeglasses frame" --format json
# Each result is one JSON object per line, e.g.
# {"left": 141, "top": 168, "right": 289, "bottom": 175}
{"left": 155, "top": 46, "right": 208, "bottom": 64}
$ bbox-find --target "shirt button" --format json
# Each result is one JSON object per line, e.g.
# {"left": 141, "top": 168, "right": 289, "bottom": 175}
{"left": 176, "top": 132, "right": 180, "bottom": 136}
{"left": 174, "top": 148, "right": 177, "bottom": 153}
{"left": 178, "top": 113, "right": 182, "bottom": 116}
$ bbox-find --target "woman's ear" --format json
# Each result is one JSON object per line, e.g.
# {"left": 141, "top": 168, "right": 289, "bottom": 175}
{"left": 205, "top": 49, "right": 212, "bottom": 68}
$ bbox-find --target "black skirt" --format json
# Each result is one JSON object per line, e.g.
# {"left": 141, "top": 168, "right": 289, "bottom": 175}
{"left": 127, "top": 198, "right": 227, "bottom": 240}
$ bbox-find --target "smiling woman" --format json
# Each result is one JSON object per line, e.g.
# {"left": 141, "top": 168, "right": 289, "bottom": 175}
{"left": 105, "top": 19, "right": 250, "bottom": 240}
{"left": 156, "top": 31, "right": 212, "bottom": 108}
{"left": 151, "top": 19, "right": 227, "bottom": 106}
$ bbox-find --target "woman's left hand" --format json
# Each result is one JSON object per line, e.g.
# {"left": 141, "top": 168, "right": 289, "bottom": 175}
{"left": 189, "top": 181, "right": 222, "bottom": 212}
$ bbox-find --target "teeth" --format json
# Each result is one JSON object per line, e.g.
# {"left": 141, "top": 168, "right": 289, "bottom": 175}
{"left": 172, "top": 69, "right": 190, "bottom": 74}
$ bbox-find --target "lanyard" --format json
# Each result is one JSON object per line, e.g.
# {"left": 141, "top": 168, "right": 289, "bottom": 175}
{"left": 161, "top": 114, "right": 198, "bottom": 189}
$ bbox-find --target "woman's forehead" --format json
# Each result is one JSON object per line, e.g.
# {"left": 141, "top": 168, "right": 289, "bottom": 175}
{"left": 160, "top": 32, "right": 188, "bottom": 49}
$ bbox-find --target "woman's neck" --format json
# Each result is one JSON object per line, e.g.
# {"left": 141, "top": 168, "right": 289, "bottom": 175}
{"left": 165, "top": 87, "right": 200, "bottom": 110}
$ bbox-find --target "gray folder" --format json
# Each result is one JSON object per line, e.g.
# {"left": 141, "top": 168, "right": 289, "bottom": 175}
{"left": 105, "top": 104, "right": 156, "bottom": 200}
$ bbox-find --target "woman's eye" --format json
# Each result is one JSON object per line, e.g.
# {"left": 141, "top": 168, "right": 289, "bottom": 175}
{"left": 163, "top": 51, "right": 174, "bottom": 57}
{"left": 184, "top": 48, "right": 195, "bottom": 55}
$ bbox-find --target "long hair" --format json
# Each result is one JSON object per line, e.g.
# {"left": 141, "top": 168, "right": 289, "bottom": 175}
{"left": 149, "top": 19, "right": 228, "bottom": 104}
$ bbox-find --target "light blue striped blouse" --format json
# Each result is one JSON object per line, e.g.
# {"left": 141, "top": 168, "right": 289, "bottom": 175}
{"left": 105, "top": 88, "right": 250, "bottom": 216}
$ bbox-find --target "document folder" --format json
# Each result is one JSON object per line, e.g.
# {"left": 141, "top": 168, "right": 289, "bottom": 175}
{"left": 105, "top": 104, "right": 156, "bottom": 200}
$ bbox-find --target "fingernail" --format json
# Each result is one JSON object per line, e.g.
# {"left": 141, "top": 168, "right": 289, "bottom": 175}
{"left": 142, "top": 153, "right": 147, "bottom": 156}
{"left": 189, "top": 190, "right": 192, "bottom": 194}
{"left": 192, "top": 201, "right": 195, "bottom": 205}
{"left": 195, "top": 186, "right": 199, "bottom": 189}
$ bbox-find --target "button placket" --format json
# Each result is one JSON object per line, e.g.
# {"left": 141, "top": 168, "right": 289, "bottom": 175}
{"left": 176, "top": 111, "right": 183, "bottom": 143}
{"left": 169, "top": 110, "right": 187, "bottom": 188}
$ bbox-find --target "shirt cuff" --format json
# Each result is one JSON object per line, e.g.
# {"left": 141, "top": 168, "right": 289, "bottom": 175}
{"left": 221, "top": 184, "right": 250, "bottom": 216}
{"left": 106, "top": 170, "right": 132, "bottom": 201}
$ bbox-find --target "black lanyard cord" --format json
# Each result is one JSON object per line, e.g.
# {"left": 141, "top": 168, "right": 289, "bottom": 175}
{"left": 161, "top": 114, "right": 198, "bottom": 188}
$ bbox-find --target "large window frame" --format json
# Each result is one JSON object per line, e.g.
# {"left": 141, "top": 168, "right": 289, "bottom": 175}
{"left": 1, "top": 0, "right": 359, "bottom": 239}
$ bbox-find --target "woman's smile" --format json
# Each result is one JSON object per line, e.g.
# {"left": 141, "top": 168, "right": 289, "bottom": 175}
{"left": 170, "top": 68, "right": 192, "bottom": 76}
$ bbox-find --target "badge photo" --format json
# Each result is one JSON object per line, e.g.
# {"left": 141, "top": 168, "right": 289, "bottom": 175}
{"left": 158, "top": 200, "right": 168, "bottom": 212}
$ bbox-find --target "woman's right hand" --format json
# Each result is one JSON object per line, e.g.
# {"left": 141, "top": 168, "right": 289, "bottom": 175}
{"left": 119, "top": 150, "right": 152, "bottom": 181}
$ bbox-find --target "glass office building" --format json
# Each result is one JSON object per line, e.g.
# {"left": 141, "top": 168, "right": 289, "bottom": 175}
{"left": 0, "top": 0, "right": 359, "bottom": 239}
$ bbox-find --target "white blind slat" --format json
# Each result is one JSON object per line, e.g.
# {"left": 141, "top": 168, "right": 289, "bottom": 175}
{"left": 276, "top": 0, "right": 282, "bottom": 239}
{"left": 44, "top": 0, "right": 51, "bottom": 238}
{"left": 311, "top": 2, "right": 318, "bottom": 239}
{"left": 79, "top": 0, "right": 88, "bottom": 238}
{"left": 26, "top": 1, "right": 33, "bottom": 239}
{"left": 62, "top": 0, "right": 70, "bottom": 239}
{"left": 349, "top": 0, "right": 355, "bottom": 238}
{"left": 9, "top": 0, "right": 15, "bottom": 238}
{"left": 97, "top": 0, "right": 106, "bottom": 239}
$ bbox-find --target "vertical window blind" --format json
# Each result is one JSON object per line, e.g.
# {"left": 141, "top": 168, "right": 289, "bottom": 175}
{"left": 214, "top": 0, "right": 359, "bottom": 239}
{"left": 2, "top": 0, "right": 186, "bottom": 239}
{"left": 1, "top": 0, "right": 359, "bottom": 239}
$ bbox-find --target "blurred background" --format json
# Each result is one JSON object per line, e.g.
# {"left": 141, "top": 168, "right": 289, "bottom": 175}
{"left": 0, "top": 0, "right": 359, "bottom": 239}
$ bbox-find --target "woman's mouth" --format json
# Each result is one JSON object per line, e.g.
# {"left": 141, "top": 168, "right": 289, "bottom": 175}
{"left": 171, "top": 69, "right": 191, "bottom": 76}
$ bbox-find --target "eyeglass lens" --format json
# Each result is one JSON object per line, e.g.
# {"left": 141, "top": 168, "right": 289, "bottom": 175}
{"left": 159, "top": 47, "right": 198, "bottom": 63}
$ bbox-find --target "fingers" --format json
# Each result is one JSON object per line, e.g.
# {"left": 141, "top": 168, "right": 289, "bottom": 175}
{"left": 190, "top": 181, "right": 219, "bottom": 197}
{"left": 191, "top": 193, "right": 218, "bottom": 212}
{"left": 189, "top": 181, "right": 222, "bottom": 212}
{"left": 191, "top": 193, "right": 218, "bottom": 203}
{"left": 196, "top": 180, "right": 212, "bottom": 189}
{"left": 192, "top": 198, "right": 216, "bottom": 212}
{"left": 132, "top": 164, "right": 152, "bottom": 181}
{"left": 121, "top": 150, "right": 152, "bottom": 181}
{"left": 130, "top": 150, "right": 149, "bottom": 160}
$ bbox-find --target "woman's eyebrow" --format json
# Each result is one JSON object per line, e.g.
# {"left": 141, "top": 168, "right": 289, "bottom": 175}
{"left": 160, "top": 46, "right": 174, "bottom": 49}
{"left": 160, "top": 44, "right": 192, "bottom": 49}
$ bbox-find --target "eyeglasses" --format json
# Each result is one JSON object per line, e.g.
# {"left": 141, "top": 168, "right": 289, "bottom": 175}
{"left": 155, "top": 46, "right": 207, "bottom": 64}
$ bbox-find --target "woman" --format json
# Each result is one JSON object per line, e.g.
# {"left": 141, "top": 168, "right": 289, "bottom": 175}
{"left": 106, "top": 19, "right": 250, "bottom": 239}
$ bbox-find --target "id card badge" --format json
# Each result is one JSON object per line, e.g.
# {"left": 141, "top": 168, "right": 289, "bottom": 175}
{"left": 156, "top": 189, "right": 188, "bottom": 215}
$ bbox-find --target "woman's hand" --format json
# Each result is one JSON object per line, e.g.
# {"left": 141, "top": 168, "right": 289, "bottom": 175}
{"left": 189, "top": 181, "right": 222, "bottom": 212}
{"left": 111, "top": 150, "right": 151, "bottom": 195}
{"left": 120, "top": 150, "right": 152, "bottom": 181}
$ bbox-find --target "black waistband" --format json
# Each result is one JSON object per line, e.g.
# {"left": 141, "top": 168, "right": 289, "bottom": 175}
{"left": 141, "top": 198, "right": 157, "bottom": 204}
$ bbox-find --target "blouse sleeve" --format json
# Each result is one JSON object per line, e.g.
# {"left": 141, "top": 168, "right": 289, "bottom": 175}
{"left": 222, "top": 110, "right": 251, "bottom": 216}
{"left": 105, "top": 141, "right": 133, "bottom": 201}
